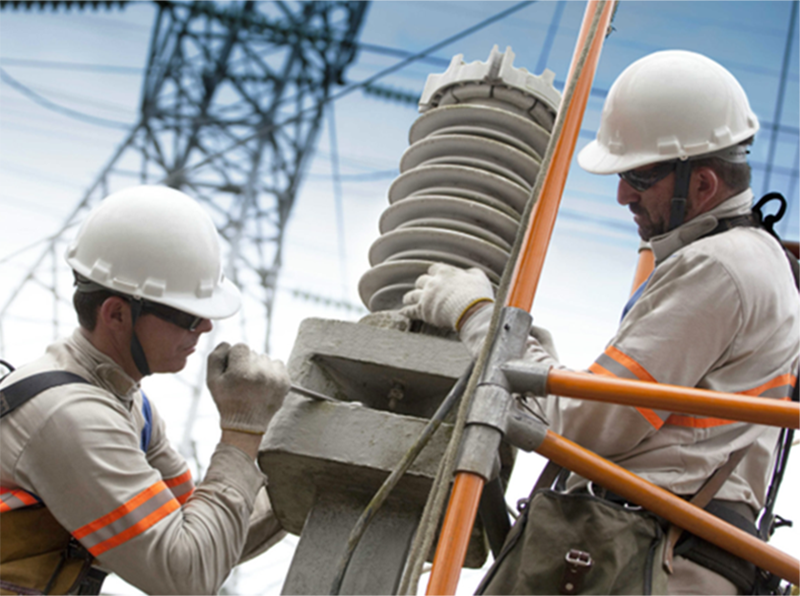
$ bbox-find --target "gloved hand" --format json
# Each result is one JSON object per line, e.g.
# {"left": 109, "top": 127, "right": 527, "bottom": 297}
{"left": 206, "top": 342, "right": 290, "bottom": 435}
{"left": 400, "top": 263, "right": 495, "bottom": 331}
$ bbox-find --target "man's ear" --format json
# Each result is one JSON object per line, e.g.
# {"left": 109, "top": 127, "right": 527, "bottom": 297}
{"left": 98, "top": 296, "right": 130, "bottom": 331}
{"left": 690, "top": 166, "right": 721, "bottom": 213}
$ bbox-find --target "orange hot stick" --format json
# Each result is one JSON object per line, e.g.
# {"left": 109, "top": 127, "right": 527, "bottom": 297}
{"left": 425, "top": 472, "right": 484, "bottom": 596}
{"left": 536, "top": 431, "right": 800, "bottom": 585}
{"left": 547, "top": 369, "right": 800, "bottom": 430}
{"left": 630, "top": 244, "right": 654, "bottom": 296}
{"left": 426, "top": 2, "right": 618, "bottom": 594}
{"left": 506, "top": 0, "right": 617, "bottom": 312}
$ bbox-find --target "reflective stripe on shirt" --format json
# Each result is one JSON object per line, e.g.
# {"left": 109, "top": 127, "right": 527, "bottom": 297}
{"left": 0, "top": 486, "right": 40, "bottom": 512}
{"left": 589, "top": 345, "right": 668, "bottom": 429}
{"left": 73, "top": 481, "right": 180, "bottom": 557}
{"left": 164, "top": 470, "right": 194, "bottom": 505}
{"left": 590, "top": 346, "right": 796, "bottom": 430}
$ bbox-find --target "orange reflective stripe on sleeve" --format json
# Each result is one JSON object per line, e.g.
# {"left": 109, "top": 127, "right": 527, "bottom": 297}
{"left": 663, "top": 414, "right": 737, "bottom": 428}
{"left": 0, "top": 486, "right": 40, "bottom": 512}
{"left": 591, "top": 346, "right": 666, "bottom": 429}
{"left": 665, "top": 374, "right": 797, "bottom": 429}
{"left": 73, "top": 481, "right": 179, "bottom": 557}
{"left": 164, "top": 470, "right": 194, "bottom": 505}
{"left": 603, "top": 346, "right": 657, "bottom": 382}
{"left": 739, "top": 373, "right": 796, "bottom": 399}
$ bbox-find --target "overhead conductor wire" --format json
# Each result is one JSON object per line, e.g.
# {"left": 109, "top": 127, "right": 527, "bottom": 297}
{"left": 146, "top": 0, "right": 537, "bottom": 187}
{"left": 0, "top": 0, "right": 535, "bottom": 280}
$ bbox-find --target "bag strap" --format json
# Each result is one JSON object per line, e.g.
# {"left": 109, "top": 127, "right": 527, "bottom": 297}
{"left": 1, "top": 372, "right": 90, "bottom": 418}
{"left": 662, "top": 444, "right": 753, "bottom": 573}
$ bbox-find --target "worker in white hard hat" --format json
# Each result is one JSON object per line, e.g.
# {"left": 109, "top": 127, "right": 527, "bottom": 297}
{"left": 0, "top": 186, "right": 290, "bottom": 595}
{"left": 402, "top": 50, "right": 799, "bottom": 595}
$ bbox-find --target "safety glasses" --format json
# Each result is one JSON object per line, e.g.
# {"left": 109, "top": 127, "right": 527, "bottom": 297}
{"left": 618, "top": 161, "right": 677, "bottom": 192}
{"left": 141, "top": 300, "right": 205, "bottom": 331}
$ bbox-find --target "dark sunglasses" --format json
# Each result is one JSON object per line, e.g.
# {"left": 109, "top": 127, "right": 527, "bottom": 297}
{"left": 140, "top": 300, "right": 205, "bottom": 331}
{"left": 618, "top": 161, "right": 677, "bottom": 192}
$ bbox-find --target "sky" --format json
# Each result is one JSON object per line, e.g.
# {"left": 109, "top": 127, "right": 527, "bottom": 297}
{"left": 0, "top": 1, "right": 798, "bottom": 594}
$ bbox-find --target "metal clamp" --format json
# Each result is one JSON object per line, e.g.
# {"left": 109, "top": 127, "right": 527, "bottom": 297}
{"left": 456, "top": 307, "right": 551, "bottom": 479}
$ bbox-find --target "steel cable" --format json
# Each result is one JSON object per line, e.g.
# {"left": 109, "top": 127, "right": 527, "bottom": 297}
{"left": 328, "top": 361, "right": 474, "bottom": 595}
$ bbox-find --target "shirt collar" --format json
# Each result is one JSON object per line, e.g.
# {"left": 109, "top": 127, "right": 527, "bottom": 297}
{"left": 68, "top": 329, "right": 141, "bottom": 405}
{"left": 650, "top": 188, "right": 754, "bottom": 264}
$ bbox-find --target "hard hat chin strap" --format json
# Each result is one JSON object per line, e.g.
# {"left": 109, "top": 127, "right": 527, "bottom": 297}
{"left": 668, "top": 160, "right": 693, "bottom": 231}
{"left": 127, "top": 299, "right": 152, "bottom": 377}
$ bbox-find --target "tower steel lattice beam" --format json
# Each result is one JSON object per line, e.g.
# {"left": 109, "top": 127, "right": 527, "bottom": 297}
{"left": 0, "top": 0, "right": 369, "bottom": 355}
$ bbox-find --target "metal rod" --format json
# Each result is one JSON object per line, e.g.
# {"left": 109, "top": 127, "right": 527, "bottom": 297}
{"left": 536, "top": 430, "right": 800, "bottom": 585}
{"left": 290, "top": 384, "right": 336, "bottom": 402}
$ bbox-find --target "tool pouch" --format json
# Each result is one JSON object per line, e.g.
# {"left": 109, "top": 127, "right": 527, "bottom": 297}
{"left": 0, "top": 505, "right": 101, "bottom": 595}
{"left": 476, "top": 489, "right": 668, "bottom": 595}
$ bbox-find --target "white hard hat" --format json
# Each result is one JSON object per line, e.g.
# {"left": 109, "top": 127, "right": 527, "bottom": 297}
{"left": 65, "top": 185, "right": 241, "bottom": 320}
{"left": 578, "top": 50, "right": 759, "bottom": 174}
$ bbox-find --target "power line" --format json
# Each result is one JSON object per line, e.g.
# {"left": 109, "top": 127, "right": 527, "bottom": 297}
{"left": 305, "top": 169, "right": 398, "bottom": 182}
{"left": 0, "top": 57, "right": 143, "bottom": 74}
{"left": 0, "top": 66, "right": 134, "bottom": 129}
{"left": 327, "top": 103, "right": 349, "bottom": 300}
{"left": 153, "top": 1, "right": 538, "bottom": 187}
{"left": 761, "top": 0, "right": 798, "bottom": 195}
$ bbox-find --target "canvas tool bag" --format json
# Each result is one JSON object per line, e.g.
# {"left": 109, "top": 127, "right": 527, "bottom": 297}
{"left": 477, "top": 488, "right": 669, "bottom": 595}
{"left": 0, "top": 504, "right": 104, "bottom": 595}
{"left": 1, "top": 369, "right": 105, "bottom": 595}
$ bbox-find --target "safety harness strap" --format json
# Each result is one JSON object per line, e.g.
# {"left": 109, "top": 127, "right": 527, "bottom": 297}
{"left": 1, "top": 372, "right": 90, "bottom": 419}
{"left": 0, "top": 371, "right": 107, "bottom": 595}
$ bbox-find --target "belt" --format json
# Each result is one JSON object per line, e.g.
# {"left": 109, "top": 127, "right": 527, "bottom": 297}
{"left": 584, "top": 481, "right": 756, "bottom": 523}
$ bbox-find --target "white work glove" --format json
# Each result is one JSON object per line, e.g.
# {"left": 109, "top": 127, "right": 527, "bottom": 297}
{"left": 206, "top": 342, "right": 290, "bottom": 435}
{"left": 400, "top": 263, "right": 495, "bottom": 331}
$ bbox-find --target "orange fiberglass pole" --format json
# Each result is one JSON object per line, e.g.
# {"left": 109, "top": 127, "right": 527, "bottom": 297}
{"left": 506, "top": 0, "right": 617, "bottom": 312}
{"left": 630, "top": 244, "right": 654, "bottom": 296}
{"left": 537, "top": 431, "right": 800, "bottom": 584}
{"left": 547, "top": 369, "right": 800, "bottom": 429}
{"left": 425, "top": 2, "right": 617, "bottom": 595}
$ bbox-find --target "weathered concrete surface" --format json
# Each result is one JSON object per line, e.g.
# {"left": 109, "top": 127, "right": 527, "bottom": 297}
{"left": 260, "top": 393, "right": 454, "bottom": 536}
{"left": 258, "top": 318, "right": 503, "bottom": 594}
{"left": 280, "top": 491, "right": 421, "bottom": 595}
{"left": 282, "top": 317, "right": 472, "bottom": 418}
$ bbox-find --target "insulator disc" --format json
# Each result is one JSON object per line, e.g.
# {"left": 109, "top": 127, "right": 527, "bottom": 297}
{"left": 409, "top": 104, "right": 550, "bottom": 158}
{"left": 359, "top": 72, "right": 558, "bottom": 313}
{"left": 388, "top": 165, "right": 529, "bottom": 214}
{"left": 400, "top": 134, "right": 541, "bottom": 188}
{"left": 379, "top": 196, "right": 518, "bottom": 245}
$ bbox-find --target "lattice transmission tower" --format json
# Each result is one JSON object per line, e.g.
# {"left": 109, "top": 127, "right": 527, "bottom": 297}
{"left": 0, "top": 0, "right": 369, "bottom": 355}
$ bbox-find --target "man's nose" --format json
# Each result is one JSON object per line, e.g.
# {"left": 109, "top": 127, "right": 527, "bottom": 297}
{"left": 196, "top": 318, "right": 213, "bottom": 334}
{"left": 617, "top": 178, "right": 639, "bottom": 206}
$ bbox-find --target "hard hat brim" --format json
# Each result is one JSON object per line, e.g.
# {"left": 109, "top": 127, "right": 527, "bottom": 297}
{"left": 577, "top": 140, "right": 649, "bottom": 175}
{"left": 162, "top": 276, "right": 242, "bottom": 320}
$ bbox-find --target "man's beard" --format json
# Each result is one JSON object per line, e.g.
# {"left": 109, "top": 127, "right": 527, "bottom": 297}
{"left": 631, "top": 205, "right": 667, "bottom": 241}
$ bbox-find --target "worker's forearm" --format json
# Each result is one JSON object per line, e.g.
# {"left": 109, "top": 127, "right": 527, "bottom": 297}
{"left": 220, "top": 429, "right": 263, "bottom": 460}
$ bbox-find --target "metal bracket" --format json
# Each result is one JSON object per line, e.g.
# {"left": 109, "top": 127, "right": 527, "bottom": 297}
{"left": 456, "top": 307, "right": 550, "bottom": 480}
{"left": 501, "top": 359, "right": 552, "bottom": 397}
